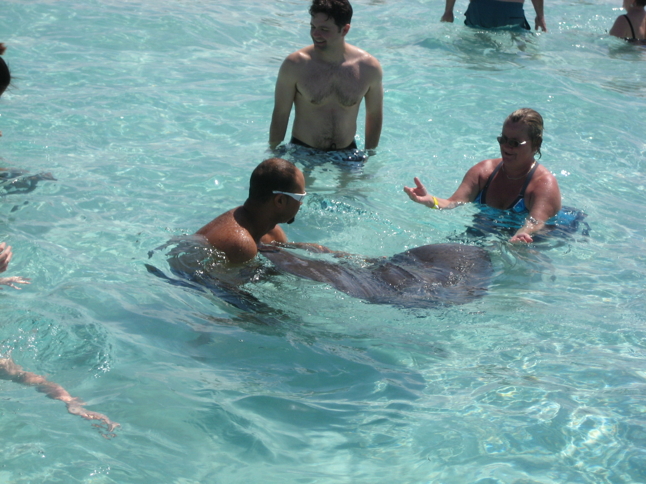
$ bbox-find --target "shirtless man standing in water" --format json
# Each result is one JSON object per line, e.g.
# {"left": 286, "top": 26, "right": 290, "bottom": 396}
{"left": 269, "top": 0, "right": 383, "bottom": 151}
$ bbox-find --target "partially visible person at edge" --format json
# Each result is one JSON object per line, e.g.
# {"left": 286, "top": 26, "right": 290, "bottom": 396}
{"left": 441, "top": 0, "right": 547, "bottom": 32}
{"left": 404, "top": 108, "right": 561, "bottom": 244}
{"left": 195, "top": 157, "right": 330, "bottom": 264}
{"left": 609, "top": 0, "right": 646, "bottom": 43}
{"left": 269, "top": 0, "right": 383, "bottom": 152}
{"left": 0, "top": 44, "right": 30, "bottom": 290}
{"left": 0, "top": 45, "right": 113, "bottom": 433}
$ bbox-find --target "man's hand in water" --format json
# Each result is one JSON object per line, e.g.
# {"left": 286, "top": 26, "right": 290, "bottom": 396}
{"left": 260, "top": 242, "right": 334, "bottom": 254}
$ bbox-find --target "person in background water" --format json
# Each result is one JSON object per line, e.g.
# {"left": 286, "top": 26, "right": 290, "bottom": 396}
{"left": 269, "top": 0, "right": 383, "bottom": 152}
{"left": 441, "top": 0, "right": 547, "bottom": 32}
{"left": 404, "top": 108, "right": 561, "bottom": 243}
{"left": 0, "top": 44, "right": 30, "bottom": 290}
{"left": 609, "top": 0, "right": 646, "bottom": 43}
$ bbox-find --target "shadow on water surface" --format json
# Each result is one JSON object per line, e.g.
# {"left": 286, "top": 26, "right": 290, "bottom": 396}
{"left": 418, "top": 27, "right": 541, "bottom": 70}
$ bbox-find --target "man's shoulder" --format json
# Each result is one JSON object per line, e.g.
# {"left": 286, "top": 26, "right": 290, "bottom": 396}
{"left": 195, "top": 208, "right": 258, "bottom": 264}
{"left": 284, "top": 46, "right": 315, "bottom": 65}
{"left": 346, "top": 43, "right": 382, "bottom": 69}
{"left": 196, "top": 208, "right": 250, "bottom": 246}
{"left": 278, "top": 48, "right": 315, "bottom": 79}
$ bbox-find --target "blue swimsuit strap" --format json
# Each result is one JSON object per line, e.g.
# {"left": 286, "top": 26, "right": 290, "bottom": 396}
{"left": 478, "top": 161, "right": 540, "bottom": 210}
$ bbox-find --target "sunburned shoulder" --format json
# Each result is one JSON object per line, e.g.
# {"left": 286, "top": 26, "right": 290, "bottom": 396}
{"left": 194, "top": 231, "right": 258, "bottom": 265}
{"left": 195, "top": 209, "right": 258, "bottom": 265}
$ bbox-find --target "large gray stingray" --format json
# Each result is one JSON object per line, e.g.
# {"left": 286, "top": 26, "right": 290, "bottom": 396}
{"left": 261, "top": 243, "right": 493, "bottom": 308}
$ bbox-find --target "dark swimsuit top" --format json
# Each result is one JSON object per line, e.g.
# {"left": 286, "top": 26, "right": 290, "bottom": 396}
{"left": 474, "top": 161, "right": 539, "bottom": 213}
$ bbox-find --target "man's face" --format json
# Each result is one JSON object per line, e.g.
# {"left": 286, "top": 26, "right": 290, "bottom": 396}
{"left": 285, "top": 170, "right": 306, "bottom": 225}
{"left": 310, "top": 13, "right": 348, "bottom": 50}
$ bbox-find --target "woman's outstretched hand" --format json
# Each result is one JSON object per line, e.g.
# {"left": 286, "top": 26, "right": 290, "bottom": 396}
{"left": 404, "top": 177, "right": 433, "bottom": 206}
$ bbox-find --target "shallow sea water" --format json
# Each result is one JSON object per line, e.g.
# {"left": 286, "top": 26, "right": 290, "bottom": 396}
{"left": 1, "top": 0, "right": 646, "bottom": 482}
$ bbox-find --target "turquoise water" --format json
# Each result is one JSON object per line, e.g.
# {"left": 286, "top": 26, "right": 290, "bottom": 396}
{"left": 1, "top": 0, "right": 646, "bottom": 482}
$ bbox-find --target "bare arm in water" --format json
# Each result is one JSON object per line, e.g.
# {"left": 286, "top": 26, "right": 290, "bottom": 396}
{"left": 259, "top": 241, "right": 354, "bottom": 257}
{"left": 0, "top": 357, "right": 119, "bottom": 436}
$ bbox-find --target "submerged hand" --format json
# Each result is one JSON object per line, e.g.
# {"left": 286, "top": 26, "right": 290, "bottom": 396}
{"left": 0, "top": 276, "right": 30, "bottom": 290}
{"left": 66, "top": 399, "right": 120, "bottom": 437}
{"left": 510, "top": 233, "right": 534, "bottom": 243}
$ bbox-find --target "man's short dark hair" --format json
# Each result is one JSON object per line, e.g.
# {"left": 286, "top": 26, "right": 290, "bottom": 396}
{"left": 248, "top": 158, "right": 300, "bottom": 202}
{"left": 309, "top": 0, "right": 353, "bottom": 29}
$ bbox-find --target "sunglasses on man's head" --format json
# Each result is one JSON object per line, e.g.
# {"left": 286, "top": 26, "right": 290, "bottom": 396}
{"left": 497, "top": 135, "right": 527, "bottom": 148}
{"left": 273, "top": 191, "right": 307, "bottom": 203}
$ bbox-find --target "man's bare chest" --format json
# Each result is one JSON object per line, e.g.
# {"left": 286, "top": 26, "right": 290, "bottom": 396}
{"left": 296, "top": 63, "right": 368, "bottom": 107}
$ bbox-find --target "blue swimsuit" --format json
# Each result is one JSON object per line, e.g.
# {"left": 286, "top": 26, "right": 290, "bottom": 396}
{"left": 467, "top": 161, "right": 589, "bottom": 238}
{"left": 474, "top": 161, "right": 538, "bottom": 213}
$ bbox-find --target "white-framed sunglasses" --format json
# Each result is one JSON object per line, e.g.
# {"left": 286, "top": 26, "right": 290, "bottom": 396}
{"left": 273, "top": 190, "right": 307, "bottom": 203}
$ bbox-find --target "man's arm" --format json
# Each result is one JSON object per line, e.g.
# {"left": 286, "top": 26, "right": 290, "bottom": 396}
{"left": 269, "top": 57, "right": 298, "bottom": 149}
{"left": 364, "top": 61, "right": 383, "bottom": 151}
{"left": 260, "top": 225, "right": 288, "bottom": 244}
{"left": 441, "top": 0, "right": 457, "bottom": 22}
{"left": 259, "top": 242, "right": 353, "bottom": 260}
{"left": 530, "top": 0, "right": 547, "bottom": 32}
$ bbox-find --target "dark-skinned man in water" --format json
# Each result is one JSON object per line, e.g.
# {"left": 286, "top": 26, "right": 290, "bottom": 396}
{"left": 195, "top": 158, "right": 323, "bottom": 263}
